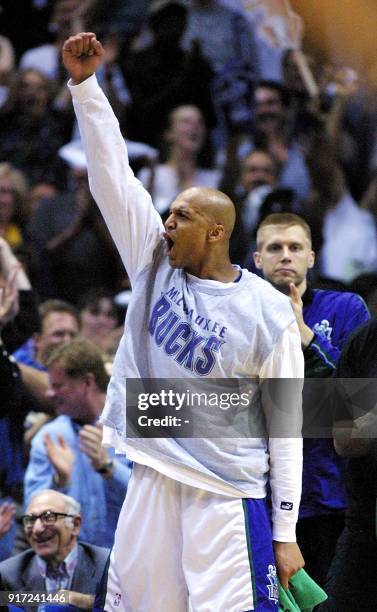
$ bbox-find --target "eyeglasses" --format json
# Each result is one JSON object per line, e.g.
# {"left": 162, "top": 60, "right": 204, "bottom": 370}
{"left": 21, "top": 511, "right": 75, "bottom": 529}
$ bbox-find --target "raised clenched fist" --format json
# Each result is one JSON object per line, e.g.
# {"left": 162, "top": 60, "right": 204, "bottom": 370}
{"left": 62, "top": 32, "right": 105, "bottom": 84}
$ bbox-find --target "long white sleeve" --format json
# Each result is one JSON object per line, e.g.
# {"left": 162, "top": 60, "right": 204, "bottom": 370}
{"left": 260, "top": 322, "right": 304, "bottom": 542}
{"left": 69, "top": 74, "right": 164, "bottom": 285}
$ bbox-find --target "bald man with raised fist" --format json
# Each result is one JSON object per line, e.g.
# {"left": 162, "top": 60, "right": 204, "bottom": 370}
{"left": 62, "top": 33, "right": 305, "bottom": 612}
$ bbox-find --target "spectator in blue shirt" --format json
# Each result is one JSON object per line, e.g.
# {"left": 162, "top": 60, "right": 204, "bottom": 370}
{"left": 254, "top": 212, "right": 370, "bottom": 586}
{"left": 24, "top": 338, "right": 131, "bottom": 549}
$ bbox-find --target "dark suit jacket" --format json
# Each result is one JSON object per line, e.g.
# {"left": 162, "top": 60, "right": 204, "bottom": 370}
{"left": 0, "top": 541, "right": 109, "bottom": 611}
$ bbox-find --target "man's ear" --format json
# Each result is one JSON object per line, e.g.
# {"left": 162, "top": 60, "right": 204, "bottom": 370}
{"left": 83, "top": 372, "right": 95, "bottom": 389}
{"left": 72, "top": 515, "right": 82, "bottom": 536}
{"left": 253, "top": 251, "right": 263, "bottom": 270}
{"left": 208, "top": 224, "right": 224, "bottom": 242}
{"left": 308, "top": 250, "right": 315, "bottom": 269}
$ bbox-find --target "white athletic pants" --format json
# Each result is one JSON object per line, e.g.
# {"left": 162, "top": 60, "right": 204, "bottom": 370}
{"left": 103, "top": 463, "right": 278, "bottom": 612}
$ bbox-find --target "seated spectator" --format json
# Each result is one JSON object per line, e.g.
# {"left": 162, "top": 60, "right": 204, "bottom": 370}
{"left": 24, "top": 339, "right": 131, "bottom": 548}
{"left": 78, "top": 288, "right": 121, "bottom": 355}
{"left": 0, "top": 490, "right": 109, "bottom": 610}
{"left": 137, "top": 104, "right": 220, "bottom": 217}
{"left": 13, "top": 299, "right": 81, "bottom": 445}
{"left": 123, "top": 0, "right": 215, "bottom": 148}
{"left": 14, "top": 299, "right": 80, "bottom": 372}
{"left": 0, "top": 162, "right": 29, "bottom": 249}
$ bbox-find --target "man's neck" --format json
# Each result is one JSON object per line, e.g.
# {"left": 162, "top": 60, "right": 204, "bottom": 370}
{"left": 185, "top": 260, "right": 239, "bottom": 283}
{"left": 41, "top": 543, "right": 77, "bottom": 569}
{"left": 296, "top": 279, "right": 307, "bottom": 298}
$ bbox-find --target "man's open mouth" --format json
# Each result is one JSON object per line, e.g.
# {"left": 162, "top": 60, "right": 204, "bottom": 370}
{"left": 163, "top": 233, "right": 174, "bottom": 255}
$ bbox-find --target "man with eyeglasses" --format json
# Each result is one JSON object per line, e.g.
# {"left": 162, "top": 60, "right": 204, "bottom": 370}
{"left": 0, "top": 489, "right": 109, "bottom": 610}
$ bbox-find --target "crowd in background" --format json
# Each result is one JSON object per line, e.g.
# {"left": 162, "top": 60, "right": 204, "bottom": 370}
{"left": 0, "top": 0, "right": 377, "bottom": 606}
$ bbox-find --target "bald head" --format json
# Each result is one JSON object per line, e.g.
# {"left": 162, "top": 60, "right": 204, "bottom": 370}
{"left": 182, "top": 187, "right": 236, "bottom": 239}
{"left": 27, "top": 489, "right": 81, "bottom": 516}
{"left": 165, "top": 186, "right": 238, "bottom": 280}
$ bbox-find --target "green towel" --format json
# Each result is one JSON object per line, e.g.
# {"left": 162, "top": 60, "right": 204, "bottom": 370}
{"left": 278, "top": 569, "right": 328, "bottom": 612}
{"left": 279, "top": 585, "right": 301, "bottom": 611}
